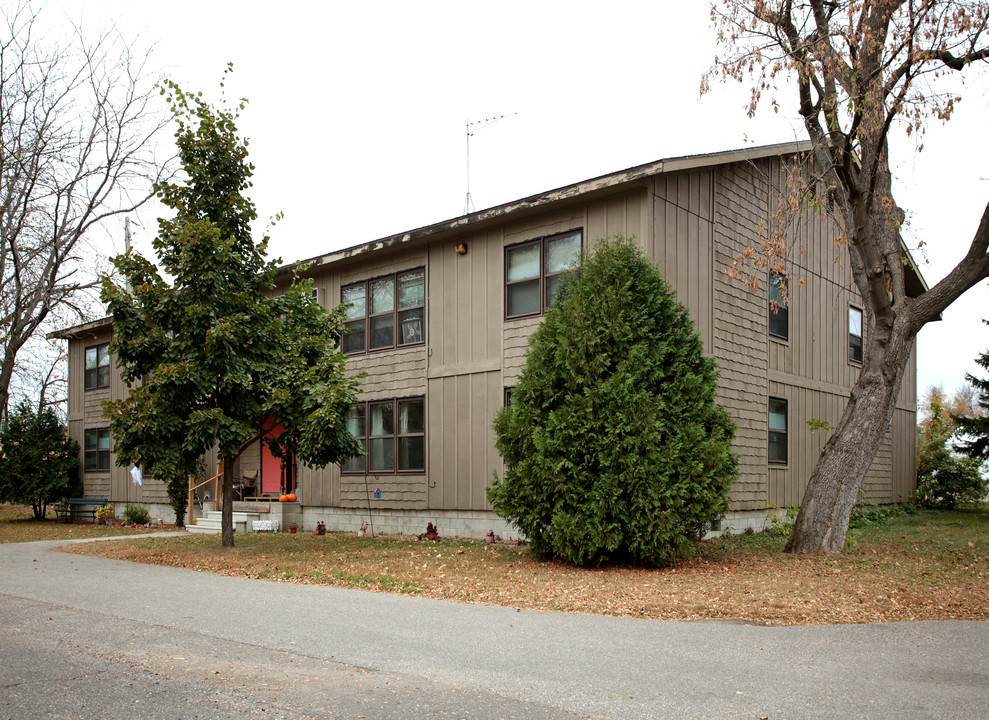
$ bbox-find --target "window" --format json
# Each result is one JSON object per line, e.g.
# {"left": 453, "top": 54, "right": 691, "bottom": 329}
{"left": 84, "top": 343, "right": 111, "bottom": 390}
{"left": 504, "top": 387, "right": 515, "bottom": 408}
{"left": 84, "top": 428, "right": 111, "bottom": 472}
{"left": 849, "top": 306, "right": 863, "bottom": 363}
{"left": 341, "top": 397, "right": 425, "bottom": 473}
{"left": 768, "top": 272, "right": 788, "bottom": 340}
{"left": 768, "top": 398, "right": 788, "bottom": 465}
{"left": 505, "top": 230, "right": 582, "bottom": 318}
{"left": 341, "top": 269, "right": 425, "bottom": 354}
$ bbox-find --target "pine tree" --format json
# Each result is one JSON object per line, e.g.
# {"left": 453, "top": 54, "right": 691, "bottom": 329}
{"left": 955, "top": 320, "right": 989, "bottom": 462}
{"left": 489, "top": 236, "right": 737, "bottom": 567}
{"left": 0, "top": 403, "right": 80, "bottom": 519}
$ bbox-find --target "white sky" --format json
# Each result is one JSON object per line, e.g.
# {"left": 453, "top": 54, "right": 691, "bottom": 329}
{"left": 49, "top": 0, "right": 989, "bottom": 398}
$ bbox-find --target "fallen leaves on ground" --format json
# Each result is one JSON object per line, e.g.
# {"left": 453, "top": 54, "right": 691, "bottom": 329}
{"left": 52, "top": 505, "right": 989, "bottom": 626}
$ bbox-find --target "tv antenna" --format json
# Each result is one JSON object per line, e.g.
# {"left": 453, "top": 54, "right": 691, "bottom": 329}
{"left": 464, "top": 113, "right": 516, "bottom": 215}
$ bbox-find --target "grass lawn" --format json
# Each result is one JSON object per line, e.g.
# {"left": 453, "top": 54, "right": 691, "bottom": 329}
{"left": 0, "top": 503, "right": 179, "bottom": 543}
{"left": 44, "top": 503, "right": 987, "bottom": 626}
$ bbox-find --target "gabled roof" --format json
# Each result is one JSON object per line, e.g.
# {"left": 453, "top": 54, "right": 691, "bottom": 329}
{"left": 278, "top": 141, "right": 814, "bottom": 277}
{"left": 51, "top": 140, "right": 930, "bottom": 339}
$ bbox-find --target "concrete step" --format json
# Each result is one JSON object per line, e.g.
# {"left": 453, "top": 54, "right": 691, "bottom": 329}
{"left": 188, "top": 510, "right": 261, "bottom": 535}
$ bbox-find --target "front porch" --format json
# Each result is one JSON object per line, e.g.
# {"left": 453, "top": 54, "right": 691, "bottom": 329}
{"left": 186, "top": 500, "right": 303, "bottom": 534}
{"left": 187, "top": 458, "right": 300, "bottom": 534}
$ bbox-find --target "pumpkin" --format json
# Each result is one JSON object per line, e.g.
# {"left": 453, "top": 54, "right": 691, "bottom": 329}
{"left": 286, "top": 493, "right": 297, "bottom": 502}
{"left": 279, "top": 494, "right": 288, "bottom": 503}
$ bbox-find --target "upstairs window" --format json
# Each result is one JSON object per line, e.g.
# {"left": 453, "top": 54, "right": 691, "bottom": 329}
{"left": 84, "top": 428, "right": 111, "bottom": 472}
{"left": 849, "top": 306, "right": 863, "bottom": 364}
{"left": 342, "top": 269, "right": 425, "bottom": 354}
{"left": 505, "top": 230, "right": 582, "bottom": 318}
{"left": 768, "top": 272, "right": 788, "bottom": 340}
{"left": 768, "top": 397, "right": 788, "bottom": 465}
{"left": 85, "top": 343, "right": 111, "bottom": 390}
{"left": 341, "top": 397, "right": 425, "bottom": 474}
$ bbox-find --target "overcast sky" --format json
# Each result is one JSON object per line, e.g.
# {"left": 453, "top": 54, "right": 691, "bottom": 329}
{"left": 50, "top": 0, "right": 989, "bottom": 398}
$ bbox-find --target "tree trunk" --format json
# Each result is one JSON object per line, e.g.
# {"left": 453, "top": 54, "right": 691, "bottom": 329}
{"left": 221, "top": 454, "right": 235, "bottom": 548}
{"left": 785, "top": 323, "right": 914, "bottom": 555}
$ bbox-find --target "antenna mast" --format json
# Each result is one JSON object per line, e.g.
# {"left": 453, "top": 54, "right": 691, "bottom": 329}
{"left": 464, "top": 113, "right": 516, "bottom": 215}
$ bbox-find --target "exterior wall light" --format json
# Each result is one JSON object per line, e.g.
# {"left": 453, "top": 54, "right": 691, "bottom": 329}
{"left": 455, "top": 242, "right": 468, "bottom": 255}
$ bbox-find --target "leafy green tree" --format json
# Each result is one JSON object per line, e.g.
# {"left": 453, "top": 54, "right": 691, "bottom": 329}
{"left": 0, "top": 402, "right": 80, "bottom": 519}
{"left": 101, "top": 75, "right": 361, "bottom": 546}
{"left": 488, "top": 237, "right": 737, "bottom": 567}
{"left": 954, "top": 321, "right": 989, "bottom": 462}
{"left": 916, "top": 390, "right": 987, "bottom": 509}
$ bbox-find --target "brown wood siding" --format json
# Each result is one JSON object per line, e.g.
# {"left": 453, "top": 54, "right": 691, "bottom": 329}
{"left": 344, "top": 346, "right": 427, "bottom": 396}
{"left": 427, "top": 230, "right": 503, "bottom": 371}
{"left": 584, "top": 192, "right": 648, "bottom": 249}
{"left": 891, "top": 407, "right": 917, "bottom": 501}
{"left": 760, "top": 159, "right": 917, "bottom": 508}
{"left": 426, "top": 370, "right": 501, "bottom": 511}
{"left": 711, "top": 160, "right": 774, "bottom": 510}
{"left": 649, "top": 170, "right": 715, "bottom": 353}
{"left": 64, "top": 326, "right": 169, "bottom": 505}
{"left": 64, "top": 148, "right": 920, "bottom": 519}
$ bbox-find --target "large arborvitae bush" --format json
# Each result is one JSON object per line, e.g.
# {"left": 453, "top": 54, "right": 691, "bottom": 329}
{"left": 488, "top": 237, "right": 737, "bottom": 567}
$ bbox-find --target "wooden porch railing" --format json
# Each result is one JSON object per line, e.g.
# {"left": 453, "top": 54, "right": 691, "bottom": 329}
{"left": 187, "top": 462, "right": 223, "bottom": 527}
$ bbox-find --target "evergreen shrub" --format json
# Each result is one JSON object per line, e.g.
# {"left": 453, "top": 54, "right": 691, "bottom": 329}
{"left": 488, "top": 236, "right": 737, "bottom": 566}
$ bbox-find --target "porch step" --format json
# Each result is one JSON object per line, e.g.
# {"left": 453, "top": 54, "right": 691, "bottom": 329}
{"left": 188, "top": 510, "right": 261, "bottom": 535}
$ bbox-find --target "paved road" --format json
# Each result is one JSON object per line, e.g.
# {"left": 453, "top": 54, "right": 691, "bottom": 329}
{"left": 1, "top": 536, "right": 986, "bottom": 720}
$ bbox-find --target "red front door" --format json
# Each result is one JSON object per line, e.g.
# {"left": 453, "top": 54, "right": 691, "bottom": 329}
{"left": 260, "top": 418, "right": 294, "bottom": 495}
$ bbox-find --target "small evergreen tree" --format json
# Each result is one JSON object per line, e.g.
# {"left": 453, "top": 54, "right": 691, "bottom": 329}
{"left": 0, "top": 402, "right": 80, "bottom": 519}
{"left": 954, "top": 320, "right": 989, "bottom": 462}
{"left": 489, "top": 236, "right": 737, "bottom": 567}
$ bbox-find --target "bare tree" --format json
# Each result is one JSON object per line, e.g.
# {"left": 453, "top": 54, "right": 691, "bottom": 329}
{"left": 706, "top": 0, "right": 989, "bottom": 554}
{"left": 0, "top": 1, "right": 168, "bottom": 416}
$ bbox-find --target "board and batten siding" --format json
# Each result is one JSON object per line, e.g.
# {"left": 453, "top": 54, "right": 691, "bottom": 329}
{"left": 648, "top": 170, "right": 715, "bottom": 354}
{"left": 63, "top": 325, "right": 169, "bottom": 506}
{"left": 297, "top": 244, "right": 430, "bottom": 511}
{"left": 759, "top": 155, "right": 918, "bottom": 508}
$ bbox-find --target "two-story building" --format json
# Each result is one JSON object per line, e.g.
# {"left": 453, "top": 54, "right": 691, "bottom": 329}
{"left": 53, "top": 141, "right": 921, "bottom": 536}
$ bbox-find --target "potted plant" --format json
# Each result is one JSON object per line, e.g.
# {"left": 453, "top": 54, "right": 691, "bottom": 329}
{"left": 425, "top": 522, "right": 438, "bottom": 541}
{"left": 315, "top": 521, "right": 326, "bottom": 536}
{"left": 485, "top": 530, "right": 496, "bottom": 544}
{"left": 288, "top": 522, "right": 298, "bottom": 534}
{"left": 357, "top": 520, "right": 368, "bottom": 537}
{"left": 95, "top": 504, "right": 115, "bottom": 526}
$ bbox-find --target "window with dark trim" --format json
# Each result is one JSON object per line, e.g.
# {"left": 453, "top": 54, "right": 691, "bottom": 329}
{"left": 85, "top": 343, "right": 111, "bottom": 390}
{"left": 768, "top": 272, "right": 788, "bottom": 340}
{"left": 341, "top": 269, "right": 425, "bottom": 354}
{"left": 768, "top": 397, "right": 788, "bottom": 465}
{"left": 848, "top": 306, "right": 863, "bottom": 364}
{"left": 341, "top": 397, "right": 425, "bottom": 473}
{"left": 505, "top": 230, "right": 582, "bottom": 318}
{"left": 84, "top": 428, "right": 111, "bottom": 472}
{"left": 504, "top": 387, "right": 515, "bottom": 408}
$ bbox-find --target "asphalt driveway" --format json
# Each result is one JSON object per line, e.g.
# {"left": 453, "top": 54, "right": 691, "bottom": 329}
{"left": 1, "top": 535, "right": 986, "bottom": 719}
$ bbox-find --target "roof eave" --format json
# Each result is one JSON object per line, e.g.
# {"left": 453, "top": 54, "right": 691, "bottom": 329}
{"left": 279, "top": 140, "right": 814, "bottom": 277}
